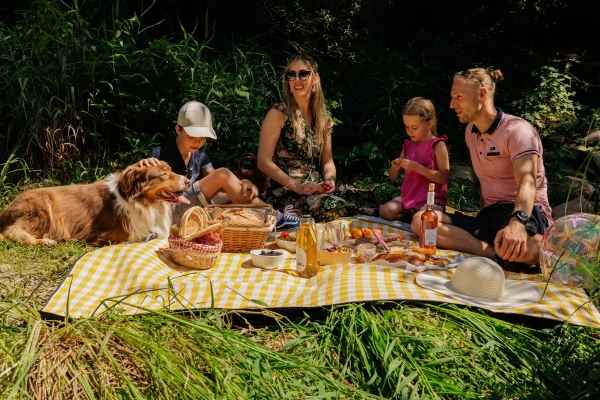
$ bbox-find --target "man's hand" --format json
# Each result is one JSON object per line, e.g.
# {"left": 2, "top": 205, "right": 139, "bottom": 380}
{"left": 240, "top": 179, "right": 259, "bottom": 200}
{"left": 138, "top": 158, "right": 161, "bottom": 168}
{"left": 494, "top": 220, "right": 528, "bottom": 261}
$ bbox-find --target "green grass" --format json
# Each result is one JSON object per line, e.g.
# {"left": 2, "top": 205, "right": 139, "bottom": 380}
{"left": 1, "top": 241, "right": 599, "bottom": 399}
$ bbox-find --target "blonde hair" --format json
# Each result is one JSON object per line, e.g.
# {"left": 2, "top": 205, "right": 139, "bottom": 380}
{"left": 282, "top": 54, "right": 332, "bottom": 156}
{"left": 453, "top": 68, "right": 504, "bottom": 97}
{"left": 402, "top": 97, "right": 437, "bottom": 136}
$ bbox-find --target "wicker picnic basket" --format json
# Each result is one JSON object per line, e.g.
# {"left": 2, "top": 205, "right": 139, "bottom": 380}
{"left": 206, "top": 204, "right": 276, "bottom": 253}
{"left": 168, "top": 207, "right": 225, "bottom": 270}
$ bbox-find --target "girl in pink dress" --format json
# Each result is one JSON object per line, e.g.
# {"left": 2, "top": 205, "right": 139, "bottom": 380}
{"left": 379, "top": 97, "right": 450, "bottom": 222}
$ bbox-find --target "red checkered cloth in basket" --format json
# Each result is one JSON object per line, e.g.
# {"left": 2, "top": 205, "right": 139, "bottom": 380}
{"left": 168, "top": 236, "right": 222, "bottom": 254}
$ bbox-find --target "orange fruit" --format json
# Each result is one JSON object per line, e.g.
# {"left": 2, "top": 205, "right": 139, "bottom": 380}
{"left": 362, "top": 228, "right": 374, "bottom": 238}
{"left": 350, "top": 228, "right": 363, "bottom": 239}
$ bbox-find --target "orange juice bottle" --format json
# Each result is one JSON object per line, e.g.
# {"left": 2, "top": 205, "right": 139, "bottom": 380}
{"left": 296, "top": 215, "right": 319, "bottom": 278}
{"left": 420, "top": 183, "right": 438, "bottom": 255}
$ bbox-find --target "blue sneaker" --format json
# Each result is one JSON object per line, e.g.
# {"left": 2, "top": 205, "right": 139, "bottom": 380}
{"left": 275, "top": 206, "right": 301, "bottom": 231}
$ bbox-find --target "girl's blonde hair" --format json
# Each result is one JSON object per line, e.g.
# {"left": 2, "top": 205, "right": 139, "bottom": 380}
{"left": 402, "top": 97, "right": 437, "bottom": 136}
{"left": 282, "top": 54, "right": 332, "bottom": 156}
{"left": 453, "top": 68, "right": 504, "bottom": 98}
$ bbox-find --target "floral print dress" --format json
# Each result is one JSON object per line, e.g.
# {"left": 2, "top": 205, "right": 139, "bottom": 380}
{"left": 262, "top": 104, "right": 377, "bottom": 222}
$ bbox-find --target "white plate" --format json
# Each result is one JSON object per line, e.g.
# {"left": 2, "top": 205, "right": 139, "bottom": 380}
{"left": 276, "top": 238, "right": 297, "bottom": 253}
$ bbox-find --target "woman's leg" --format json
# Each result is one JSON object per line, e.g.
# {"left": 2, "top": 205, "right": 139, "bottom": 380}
{"left": 197, "top": 168, "right": 263, "bottom": 205}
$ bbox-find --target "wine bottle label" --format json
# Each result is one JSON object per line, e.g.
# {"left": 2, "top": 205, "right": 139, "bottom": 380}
{"left": 296, "top": 247, "right": 307, "bottom": 273}
{"left": 424, "top": 228, "right": 437, "bottom": 246}
{"left": 427, "top": 191, "right": 435, "bottom": 205}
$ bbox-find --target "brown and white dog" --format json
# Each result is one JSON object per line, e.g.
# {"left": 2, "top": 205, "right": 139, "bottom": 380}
{"left": 0, "top": 161, "right": 190, "bottom": 246}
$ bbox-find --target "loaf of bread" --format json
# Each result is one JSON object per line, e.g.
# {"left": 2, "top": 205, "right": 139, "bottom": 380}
{"left": 213, "top": 209, "right": 265, "bottom": 226}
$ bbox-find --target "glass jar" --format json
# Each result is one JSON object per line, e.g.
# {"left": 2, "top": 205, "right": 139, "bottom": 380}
{"left": 355, "top": 243, "right": 377, "bottom": 263}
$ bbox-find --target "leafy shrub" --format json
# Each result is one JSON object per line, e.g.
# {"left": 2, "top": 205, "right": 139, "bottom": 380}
{"left": 513, "top": 65, "right": 579, "bottom": 137}
{"left": 0, "top": 0, "right": 279, "bottom": 184}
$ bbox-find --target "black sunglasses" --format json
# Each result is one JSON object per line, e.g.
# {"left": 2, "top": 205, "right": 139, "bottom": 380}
{"left": 458, "top": 69, "right": 484, "bottom": 87}
{"left": 285, "top": 70, "right": 312, "bottom": 81}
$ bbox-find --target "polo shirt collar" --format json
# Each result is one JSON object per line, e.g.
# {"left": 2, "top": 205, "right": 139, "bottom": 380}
{"left": 471, "top": 107, "right": 504, "bottom": 135}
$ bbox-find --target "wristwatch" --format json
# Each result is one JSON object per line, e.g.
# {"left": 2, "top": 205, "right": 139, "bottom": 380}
{"left": 511, "top": 210, "right": 529, "bottom": 224}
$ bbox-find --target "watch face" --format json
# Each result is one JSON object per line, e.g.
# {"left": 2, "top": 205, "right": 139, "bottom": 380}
{"left": 514, "top": 211, "right": 528, "bottom": 222}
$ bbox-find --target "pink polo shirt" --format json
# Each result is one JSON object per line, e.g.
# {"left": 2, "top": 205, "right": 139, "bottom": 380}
{"left": 465, "top": 109, "right": 552, "bottom": 223}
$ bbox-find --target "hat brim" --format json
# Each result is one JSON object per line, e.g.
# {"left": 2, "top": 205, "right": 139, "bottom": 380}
{"left": 415, "top": 273, "right": 542, "bottom": 308}
{"left": 182, "top": 126, "right": 217, "bottom": 139}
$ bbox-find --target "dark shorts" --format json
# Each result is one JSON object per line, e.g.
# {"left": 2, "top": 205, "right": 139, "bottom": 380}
{"left": 445, "top": 202, "right": 549, "bottom": 246}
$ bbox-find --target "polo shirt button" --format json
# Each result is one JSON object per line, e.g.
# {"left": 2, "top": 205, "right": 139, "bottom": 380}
{"left": 481, "top": 139, "right": 483, "bottom": 142}
{"left": 479, "top": 152, "right": 482, "bottom": 154}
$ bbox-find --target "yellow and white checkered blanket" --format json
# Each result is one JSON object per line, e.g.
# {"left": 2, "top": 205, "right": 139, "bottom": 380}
{"left": 43, "top": 218, "right": 600, "bottom": 328}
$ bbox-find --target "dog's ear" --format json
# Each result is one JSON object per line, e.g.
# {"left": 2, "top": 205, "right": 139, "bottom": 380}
{"left": 118, "top": 166, "right": 145, "bottom": 198}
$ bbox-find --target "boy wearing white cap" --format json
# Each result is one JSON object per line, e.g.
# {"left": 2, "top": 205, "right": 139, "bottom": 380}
{"left": 139, "top": 101, "right": 300, "bottom": 229}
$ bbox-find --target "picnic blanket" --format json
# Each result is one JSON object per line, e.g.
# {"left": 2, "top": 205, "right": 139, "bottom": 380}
{"left": 43, "top": 217, "right": 600, "bottom": 328}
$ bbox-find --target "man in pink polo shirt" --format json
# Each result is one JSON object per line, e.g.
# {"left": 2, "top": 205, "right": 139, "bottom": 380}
{"left": 411, "top": 68, "right": 552, "bottom": 272}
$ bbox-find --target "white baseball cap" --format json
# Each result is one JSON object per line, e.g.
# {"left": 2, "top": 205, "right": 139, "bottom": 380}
{"left": 177, "top": 101, "right": 217, "bottom": 139}
{"left": 416, "top": 257, "right": 542, "bottom": 308}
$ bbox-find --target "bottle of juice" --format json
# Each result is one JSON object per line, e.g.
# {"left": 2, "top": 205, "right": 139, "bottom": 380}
{"left": 420, "top": 183, "right": 438, "bottom": 255}
{"left": 296, "top": 215, "right": 319, "bottom": 278}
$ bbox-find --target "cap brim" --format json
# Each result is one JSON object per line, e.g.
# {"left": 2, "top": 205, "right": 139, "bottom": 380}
{"left": 415, "top": 273, "right": 542, "bottom": 308}
{"left": 183, "top": 126, "right": 217, "bottom": 139}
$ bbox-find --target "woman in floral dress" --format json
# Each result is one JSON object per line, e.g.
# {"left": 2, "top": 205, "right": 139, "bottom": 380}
{"left": 257, "top": 54, "right": 377, "bottom": 222}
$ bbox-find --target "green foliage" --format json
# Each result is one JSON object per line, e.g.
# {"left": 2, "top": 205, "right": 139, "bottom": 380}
{"left": 0, "top": 0, "right": 279, "bottom": 185}
{"left": 513, "top": 65, "right": 580, "bottom": 136}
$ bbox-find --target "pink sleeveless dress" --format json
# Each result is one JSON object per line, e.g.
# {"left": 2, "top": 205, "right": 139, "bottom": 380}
{"left": 400, "top": 135, "right": 448, "bottom": 210}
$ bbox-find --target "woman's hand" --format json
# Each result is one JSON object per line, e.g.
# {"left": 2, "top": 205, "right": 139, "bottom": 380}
{"left": 294, "top": 182, "right": 325, "bottom": 195}
{"left": 321, "top": 180, "right": 336, "bottom": 194}
{"left": 138, "top": 158, "right": 161, "bottom": 168}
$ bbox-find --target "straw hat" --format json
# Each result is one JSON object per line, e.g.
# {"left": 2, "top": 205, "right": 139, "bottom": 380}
{"left": 415, "top": 257, "right": 541, "bottom": 308}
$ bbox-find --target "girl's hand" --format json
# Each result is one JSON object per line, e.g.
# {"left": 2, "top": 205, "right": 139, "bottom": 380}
{"left": 391, "top": 158, "right": 402, "bottom": 169}
{"left": 399, "top": 159, "right": 420, "bottom": 172}
{"left": 138, "top": 158, "right": 161, "bottom": 168}
{"left": 294, "top": 182, "right": 325, "bottom": 196}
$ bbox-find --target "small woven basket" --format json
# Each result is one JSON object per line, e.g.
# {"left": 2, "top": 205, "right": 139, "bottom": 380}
{"left": 168, "top": 207, "right": 224, "bottom": 270}
{"left": 206, "top": 204, "right": 276, "bottom": 253}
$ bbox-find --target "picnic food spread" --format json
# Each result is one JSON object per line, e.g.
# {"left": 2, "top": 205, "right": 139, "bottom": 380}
{"left": 167, "top": 204, "right": 448, "bottom": 276}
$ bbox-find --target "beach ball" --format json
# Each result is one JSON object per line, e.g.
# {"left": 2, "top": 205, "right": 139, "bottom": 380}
{"left": 539, "top": 213, "right": 600, "bottom": 288}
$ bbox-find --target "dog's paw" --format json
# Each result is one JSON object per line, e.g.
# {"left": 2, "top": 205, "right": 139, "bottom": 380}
{"left": 39, "top": 238, "right": 58, "bottom": 247}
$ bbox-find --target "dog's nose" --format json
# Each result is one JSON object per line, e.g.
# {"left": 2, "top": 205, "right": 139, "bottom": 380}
{"left": 183, "top": 177, "right": 190, "bottom": 186}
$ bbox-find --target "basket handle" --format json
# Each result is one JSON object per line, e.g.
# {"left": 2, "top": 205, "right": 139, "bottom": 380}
{"left": 237, "top": 152, "right": 257, "bottom": 171}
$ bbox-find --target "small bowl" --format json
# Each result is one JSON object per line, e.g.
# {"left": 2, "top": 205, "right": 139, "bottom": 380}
{"left": 250, "top": 249, "right": 286, "bottom": 269}
{"left": 276, "top": 238, "right": 297, "bottom": 253}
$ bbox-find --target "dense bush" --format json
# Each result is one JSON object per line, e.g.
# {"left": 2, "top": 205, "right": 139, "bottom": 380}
{"left": 0, "top": 0, "right": 598, "bottom": 210}
{"left": 0, "top": 0, "right": 279, "bottom": 183}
